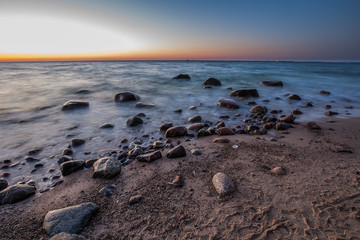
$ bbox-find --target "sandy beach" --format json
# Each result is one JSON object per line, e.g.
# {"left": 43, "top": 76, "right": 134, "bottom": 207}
{"left": 1, "top": 116, "right": 359, "bottom": 239}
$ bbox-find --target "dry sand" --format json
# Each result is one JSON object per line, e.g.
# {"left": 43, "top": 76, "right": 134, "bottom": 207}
{"left": 1, "top": 117, "right": 360, "bottom": 239}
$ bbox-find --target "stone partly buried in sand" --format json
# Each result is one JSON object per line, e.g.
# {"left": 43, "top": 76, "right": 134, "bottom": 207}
{"left": 213, "top": 137, "right": 230, "bottom": 143}
{"left": 217, "top": 99, "right": 239, "bottom": 109}
{"left": 260, "top": 81, "right": 283, "bottom": 87}
{"left": 230, "top": 89, "right": 259, "bottom": 98}
{"left": 114, "top": 92, "right": 140, "bottom": 102}
{"left": 60, "top": 160, "right": 84, "bottom": 176}
{"left": 166, "top": 145, "right": 186, "bottom": 158}
{"left": 165, "top": 126, "right": 187, "bottom": 137}
{"left": 270, "top": 167, "right": 286, "bottom": 175}
{"left": 129, "top": 195, "right": 144, "bottom": 205}
{"left": 0, "top": 180, "right": 36, "bottom": 205}
{"left": 43, "top": 202, "right": 98, "bottom": 237}
{"left": 168, "top": 175, "right": 184, "bottom": 187}
{"left": 49, "top": 232, "right": 87, "bottom": 240}
{"left": 136, "top": 150, "right": 162, "bottom": 163}
{"left": 212, "top": 172, "right": 234, "bottom": 198}
{"left": 61, "top": 100, "right": 89, "bottom": 111}
{"left": 203, "top": 77, "right": 222, "bottom": 86}
{"left": 93, "top": 157, "right": 121, "bottom": 179}
{"left": 305, "top": 122, "right": 321, "bottom": 130}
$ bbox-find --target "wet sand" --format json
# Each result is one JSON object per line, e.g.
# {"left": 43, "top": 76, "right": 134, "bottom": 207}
{"left": 1, "top": 117, "right": 360, "bottom": 239}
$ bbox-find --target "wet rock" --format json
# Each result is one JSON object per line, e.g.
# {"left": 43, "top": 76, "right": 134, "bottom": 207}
{"left": 250, "top": 105, "right": 267, "bottom": 114}
{"left": 43, "top": 202, "right": 98, "bottom": 236}
{"left": 126, "top": 116, "right": 143, "bottom": 127}
{"left": 191, "top": 149, "right": 202, "bottom": 156}
{"left": 216, "top": 122, "right": 225, "bottom": 128}
{"left": 135, "top": 102, "right": 156, "bottom": 108}
{"left": 306, "top": 102, "right": 313, "bottom": 107}
{"left": 215, "top": 127, "right": 234, "bottom": 136}
{"left": 136, "top": 150, "right": 162, "bottom": 163}
{"left": 230, "top": 89, "right": 259, "bottom": 98}
{"left": 174, "top": 109, "right": 182, "bottom": 113}
{"left": 275, "top": 122, "right": 292, "bottom": 130}
{"left": 305, "top": 122, "right": 321, "bottom": 130}
{"left": 188, "top": 115, "right": 202, "bottom": 123}
{"left": 93, "top": 157, "right": 121, "bottom": 179}
{"left": 263, "top": 123, "right": 273, "bottom": 130}
{"left": 128, "top": 147, "right": 143, "bottom": 157}
{"left": 291, "top": 109, "right": 303, "bottom": 115}
{"left": 69, "top": 138, "right": 85, "bottom": 147}
{"left": 166, "top": 145, "right": 186, "bottom": 158}
{"left": 84, "top": 159, "right": 98, "bottom": 168}
{"left": 60, "top": 161, "right": 84, "bottom": 176}
{"left": 34, "top": 163, "right": 44, "bottom": 168}
{"left": 203, "top": 78, "right": 221, "bottom": 86}
{"left": 99, "top": 123, "right": 114, "bottom": 129}
{"left": 197, "top": 129, "right": 212, "bottom": 137}
{"left": 325, "top": 111, "right": 339, "bottom": 116}
{"left": 270, "top": 110, "right": 279, "bottom": 114}
{"left": 270, "top": 167, "right": 286, "bottom": 175}
{"left": 213, "top": 137, "right": 230, "bottom": 143}
{"left": 129, "top": 195, "right": 144, "bottom": 205}
{"left": 168, "top": 175, "right": 183, "bottom": 187}
{"left": 187, "top": 123, "right": 204, "bottom": 132}
{"left": 120, "top": 138, "right": 128, "bottom": 143}
{"left": 246, "top": 101, "right": 257, "bottom": 105}
{"left": 0, "top": 178, "right": 8, "bottom": 191}
{"left": 217, "top": 99, "right": 239, "bottom": 109}
{"left": 280, "top": 115, "right": 295, "bottom": 124}
{"left": 26, "top": 156, "right": 40, "bottom": 162}
{"left": 260, "top": 81, "right": 283, "bottom": 87}
{"left": 188, "top": 106, "right": 197, "bottom": 110}
{"left": 173, "top": 74, "right": 191, "bottom": 80}
{"left": 246, "top": 125, "right": 259, "bottom": 132}
{"left": 99, "top": 185, "right": 116, "bottom": 197}
{"left": 62, "top": 148, "right": 73, "bottom": 156}
{"left": 50, "top": 232, "right": 87, "bottom": 240}
{"left": 153, "top": 141, "right": 164, "bottom": 148}
{"left": 28, "top": 148, "right": 42, "bottom": 155}
{"left": 165, "top": 126, "right": 187, "bottom": 137}
{"left": 0, "top": 180, "right": 36, "bottom": 205}
{"left": 325, "top": 105, "right": 332, "bottom": 109}
{"left": 58, "top": 155, "right": 73, "bottom": 165}
{"left": 319, "top": 90, "right": 331, "bottom": 95}
{"left": 212, "top": 172, "right": 234, "bottom": 198}
{"left": 218, "top": 115, "right": 229, "bottom": 119}
{"left": 287, "top": 94, "right": 301, "bottom": 100}
{"left": 61, "top": 100, "right": 89, "bottom": 111}
{"left": 114, "top": 92, "right": 140, "bottom": 102}
{"left": 160, "top": 122, "right": 173, "bottom": 131}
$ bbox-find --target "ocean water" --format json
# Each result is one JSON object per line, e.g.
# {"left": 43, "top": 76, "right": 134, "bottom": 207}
{"left": 0, "top": 61, "right": 359, "bottom": 188}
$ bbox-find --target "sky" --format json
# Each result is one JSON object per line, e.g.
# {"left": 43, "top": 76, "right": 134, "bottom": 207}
{"left": 0, "top": 0, "right": 360, "bottom": 61}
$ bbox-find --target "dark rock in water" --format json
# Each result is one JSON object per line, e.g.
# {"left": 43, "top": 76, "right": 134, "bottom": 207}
{"left": 271, "top": 167, "right": 286, "bottom": 175}
{"left": 203, "top": 78, "right": 221, "bottom": 86}
{"left": 246, "top": 101, "right": 257, "bottom": 105}
{"left": 121, "top": 138, "right": 128, "bottom": 143}
{"left": 197, "top": 129, "right": 212, "bottom": 137}
{"left": 62, "top": 148, "right": 73, "bottom": 156}
{"left": 191, "top": 149, "right": 202, "bottom": 156}
{"left": 218, "top": 115, "right": 230, "bottom": 119}
{"left": 84, "top": 159, "right": 98, "bottom": 168}
{"left": 246, "top": 125, "right": 260, "bottom": 132}
{"left": 287, "top": 94, "right": 301, "bottom": 100}
{"left": 76, "top": 90, "right": 91, "bottom": 95}
{"left": 275, "top": 122, "right": 292, "bottom": 130}
{"left": 136, "top": 150, "right": 162, "bottom": 163}
{"left": 230, "top": 89, "right": 259, "bottom": 98}
{"left": 204, "top": 85, "right": 212, "bottom": 89}
{"left": 260, "top": 81, "right": 283, "bottom": 87}
{"left": 325, "top": 105, "right": 332, "bottom": 109}
{"left": 50, "top": 232, "right": 87, "bottom": 240}
{"left": 58, "top": 155, "right": 72, "bottom": 165}
{"left": 217, "top": 99, "right": 239, "bottom": 109}
{"left": 174, "top": 109, "right": 182, "bottom": 113}
{"left": 126, "top": 116, "right": 143, "bottom": 127}
{"left": 99, "top": 185, "right": 116, "bottom": 197}
{"left": 319, "top": 90, "right": 331, "bottom": 95}
{"left": 60, "top": 161, "right": 84, "bottom": 176}
{"left": 136, "top": 113, "right": 146, "bottom": 117}
{"left": 216, "top": 122, "right": 225, "bottom": 128}
{"left": 188, "top": 115, "right": 202, "bottom": 123}
{"left": 69, "top": 138, "right": 85, "bottom": 147}
{"left": 250, "top": 105, "right": 267, "bottom": 114}
{"left": 168, "top": 175, "right": 183, "bottom": 187}
{"left": 305, "top": 122, "right": 321, "bottom": 130}
{"left": 306, "top": 102, "right": 313, "bottom": 107}
{"left": 99, "top": 123, "right": 114, "bottom": 129}
{"left": 128, "top": 147, "right": 143, "bottom": 158}
{"left": 325, "top": 111, "right": 339, "bottom": 116}
{"left": 166, "top": 145, "right": 186, "bottom": 158}
{"left": 216, "top": 127, "right": 234, "bottom": 136}
{"left": 129, "top": 195, "right": 144, "bottom": 205}
{"left": 165, "top": 126, "right": 187, "bottom": 137}
{"left": 270, "top": 110, "right": 279, "bottom": 114}
{"left": 93, "top": 157, "right": 121, "bottom": 179}
{"left": 28, "top": 148, "right": 42, "bottom": 155}
{"left": 0, "top": 181, "right": 36, "bottom": 205}
{"left": 187, "top": 123, "right": 204, "bottom": 132}
{"left": 62, "top": 100, "right": 89, "bottom": 111}
{"left": 114, "top": 92, "right": 140, "bottom": 102}
{"left": 25, "top": 156, "right": 40, "bottom": 162}
{"left": 212, "top": 172, "right": 234, "bottom": 198}
{"left": 34, "top": 163, "right": 44, "bottom": 168}
{"left": 291, "top": 109, "right": 303, "bottom": 115}
{"left": 280, "top": 115, "right": 295, "bottom": 124}
{"left": 213, "top": 137, "right": 230, "bottom": 143}
{"left": 43, "top": 202, "right": 98, "bottom": 236}
{"left": 160, "top": 122, "right": 173, "bottom": 131}
{"left": 173, "top": 74, "right": 191, "bottom": 80}
{"left": 0, "top": 178, "right": 8, "bottom": 191}
{"left": 135, "top": 102, "right": 156, "bottom": 108}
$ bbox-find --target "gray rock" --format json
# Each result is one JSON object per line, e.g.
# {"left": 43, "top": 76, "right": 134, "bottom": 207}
{"left": 0, "top": 180, "right": 36, "bottom": 205}
{"left": 99, "top": 185, "right": 116, "bottom": 197}
{"left": 114, "top": 92, "right": 140, "bottom": 102}
{"left": 60, "top": 161, "right": 84, "bottom": 176}
{"left": 136, "top": 150, "right": 162, "bottom": 163}
{"left": 319, "top": 90, "right": 331, "bottom": 95}
{"left": 135, "top": 102, "right": 156, "bottom": 108}
{"left": 43, "top": 202, "right": 98, "bottom": 236}
{"left": 50, "top": 232, "right": 87, "bottom": 240}
{"left": 99, "top": 123, "right": 114, "bottom": 129}
{"left": 62, "top": 100, "right": 89, "bottom": 111}
{"left": 126, "top": 116, "right": 143, "bottom": 127}
{"left": 212, "top": 172, "right": 234, "bottom": 198}
{"left": 250, "top": 105, "right": 267, "bottom": 114}
{"left": 203, "top": 78, "right": 221, "bottom": 86}
{"left": 165, "top": 126, "right": 187, "bottom": 137}
{"left": 305, "top": 122, "right": 321, "bottom": 130}
{"left": 166, "top": 145, "right": 186, "bottom": 158}
{"left": 230, "top": 89, "right": 259, "bottom": 98}
{"left": 93, "top": 157, "right": 121, "bottom": 179}
{"left": 69, "top": 139, "right": 85, "bottom": 147}
{"left": 275, "top": 122, "right": 292, "bottom": 130}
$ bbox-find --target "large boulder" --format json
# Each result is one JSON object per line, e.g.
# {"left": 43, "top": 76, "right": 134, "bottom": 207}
{"left": 50, "top": 232, "right": 87, "bottom": 240}
{"left": 212, "top": 172, "right": 234, "bottom": 198}
{"left": 0, "top": 181, "right": 36, "bottom": 205}
{"left": 126, "top": 116, "right": 143, "bottom": 127}
{"left": 43, "top": 202, "right": 98, "bottom": 236}
{"left": 260, "top": 81, "right": 283, "bottom": 87}
{"left": 61, "top": 100, "right": 89, "bottom": 111}
{"left": 60, "top": 161, "right": 84, "bottom": 176}
{"left": 230, "top": 89, "right": 259, "bottom": 98}
{"left": 203, "top": 78, "right": 221, "bottom": 86}
{"left": 93, "top": 157, "right": 121, "bottom": 179}
{"left": 166, "top": 145, "right": 186, "bottom": 158}
{"left": 217, "top": 99, "right": 239, "bottom": 109}
{"left": 165, "top": 126, "right": 187, "bottom": 137}
{"left": 173, "top": 74, "right": 191, "bottom": 80}
{"left": 250, "top": 105, "right": 267, "bottom": 114}
{"left": 114, "top": 92, "right": 140, "bottom": 102}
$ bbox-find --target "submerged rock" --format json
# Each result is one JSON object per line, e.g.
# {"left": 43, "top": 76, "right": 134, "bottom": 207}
{"left": 114, "top": 92, "right": 140, "bottom": 102}
{"left": 61, "top": 100, "right": 89, "bottom": 111}
{"left": 203, "top": 78, "right": 221, "bottom": 86}
{"left": 173, "top": 74, "right": 191, "bottom": 80}
{"left": 166, "top": 145, "right": 186, "bottom": 158}
{"left": 0, "top": 180, "right": 36, "bottom": 205}
{"left": 325, "top": 111, "right": 339, "bottom": 116}
{"left": 136, "top": 150, "right": 162, "bottom": 163}
{"left": 230, "top": 89, "right": 259, "bottom": 98}
{"left": 93, "top": 157, "right": 121, "bottom": 179}
{"left": 319, "top": 90, "right": 331, "bottom": 95}
{"left": 212, "top": 172, "right": 234, "bottom": 198}
{"left": 126, "top": 116, "right": 143, "bottom": 127}
{"left": 291, "top": 109, "right": 303, "bottom": 115}
{"left": 287, "top": 94, "right": 301, "bottom": 100}
{"left": 260, "top": 81, "right": 283, "bottom": 87}
{"left": 165, "top": 126, "right": 187, "bottom": 137}
{"left": 135, "top": 102, "right": 156, "bottom": 108}
{"left": 60, "top": 160, "right": 84, "bottom": 176}
{"left": 217, "top": 99, "right": 239, "bottom": 109}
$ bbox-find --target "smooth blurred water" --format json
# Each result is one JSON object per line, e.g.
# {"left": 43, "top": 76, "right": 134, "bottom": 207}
{"left": 0, "top": 61, "right": 359, "bottom": 187}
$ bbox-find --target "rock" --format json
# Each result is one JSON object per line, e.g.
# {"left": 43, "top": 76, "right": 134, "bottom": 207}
{"left": 93, "top": 157, "right": 121, "bottom": 179}
{"left": 99, "top": 185, "right": 116, "bottom": 197}
{"left": 291, "top": 109, "right": 303, "bottom": 115}
{"left": 270, "top": 167, "right": 286, "bottom": 175}
{"left": 250, "top": 105, "right": 267, "bottom": 114}
{"left": 197, "top": 129, "right": 212, "bottom": 137}
{"left": 260, "top": 81, "right": 283, "bottom": 87}
{"left": 62, "top": 148, "right": 73, "bottom": 156}
{"left": 136, "top": 113, "right": 146, "bottom": 117}
{"left": 246, "top": 125, "right": 259, "bottom": 132}
{"left": 126, "top": 116, "right": 143, "bottom": 127}
{"left": 275, "top": 123, "right": 292, "bottom": 130}
{"left": 153, "top": 141, "right": 164, "bottom": 148}
{"left": 188, "top": 106, "right": 197, "bottom": 110}
{"left": 69, "top": 138, "right": 85, "bottom": 147}
{"left": 188, "top": 115, "right": 202, "bottom": 123}
{"left": 166, "top": 145, "right": 186, "bottom": 158}
{"left": 43, "top": 202, "right": 98, "bottom": 236}
{"left": 135, "top": 102, "right": 156, "bottom": 108}
{"left": 319, "top": 90, "right": 331, "bottom": 95}
{"left": 0, "top": 178, "right": 8, "bottom": 191}
{"left": 203, "top": 78, "right": 221, "bottom": 86}
{"left": 246, "top": 101, "right": 257, "bottom": 105}
{"left": 213, "top": 137, "right": 230, "bottom": 143}
{"left": 61, "top": 100, "right": 89, "bottom": 111}
{"left": 173, "top": 74, "right": 191, "bottom": 80}
{"left": 230, "top": 89, "right": 259, "bottom": 98}
{"left": 287, "top": 94, "right": 301, "bottom": 100}
{"left": 174, "top": 109, "right": 182, "bottom": 113}
{"left": 50, "top": 232, "right": 87, "bottom": 240}
{"left": 305, "top": 122, "right": 321, "bottom": 130}
{"left": 129, "top": 195, "right": 144, "bottom": 205}
{"left": 325, "top": 105, "right": 332, "bottom": 109}
{"left": 76, "top": 89, "right": 91, "bottom": 95}
{"left": 60, "top": 161, "right": 84, "bottom": 176}
{"left": 136, "top": 150, "right": 162, "bottom": 163}
{"left": 165, "top": 126, "right": 187, "bottom": 137}
{"left": 191, "top": 149, "right": 202, "bottom": 156}
{"left": 58, "top": 155, "right": 72, "bottom": 165}
{"left": 168, "top": 175, "right": 183, "bottom": 187}
{"left": 212, "top": 172, "right": 234, "bottom": 198}
{"left": 280, "top": 115, "right": 295, "bottom": 124}
{"left": 215, "top": 127, "right": 234, "bottom": 136}
{"left": 306, "top": 102, "right": 313, "bottom": 107}
{"left": 217, "top": 99, "right": 239, "bottom": 109}
{"left": 160, "top": 122, "right": 173, "bottom": 131}
{"left": 99, "top": 123, "right": 114, "bottom": 129}
{"left": 218, "top": 115, "right": 230, "bottom": 119}
{"left": 114, "top": 92, "right": 140, "bottom": 102}
{"left": 84, "top": 159, "right": 98, "bottom": 168}
{"left": 325, "top": 111, "right": 339, "bottom": 116}
{"left": 270, "top": 110, "right": 279, "bottom": 114}
{"left": 216, "top": 122, "right": 225, "bottom": 128}
{"left": 0, "top": 181, "right": 36, "bottom": 205}
{"left": 187, "top": 123, "right": 204, "bottom": 132}
{"left": 28, "top": 148, "right": 42, "bottom": 155}
{"left": 128, "top": 147, "right": 143, "bottom": 157}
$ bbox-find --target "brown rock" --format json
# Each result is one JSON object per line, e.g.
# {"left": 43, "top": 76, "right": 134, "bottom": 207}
{"left": 319, "top": 90, "right": 331, "bottom": 95}
{"left": 250, "top": 105, "right": 267, "bottom": 114}
{"left": 187, "top": 123, "right": 204, "bottom": 132}
{"left": 280, "top": 115, "right": 295, "bottom": 124}
{"left": 166, "top": 145, "right": 186, "bottom": 158}
{"left": 188, "top": 115, "right": 202, "bottom": 123}
{"left": 230, "top": 89, "right": 259, "bottom": 98}
{"left": 305, "top": 122, "right": 321, "bottom": 130}
{"left": 213, "top": 137, "right": 230, "bottom": 143}
{"left": 217, "top": 99, "right": 239, "bottom": 109}
{"left": 136, "top": 150, "right": 162, "bottom": 163}
{"left": 160, "top": 122, "right": 173, "bottom": 131}
{"left": 212, "top": 172, "right": 234, "bottom": 198}
{"left": 165, "top": 126, "right": 187, "bottom": 137}
{"left": 216, "top": 127, "right": 234, "bottom": 136}
{"left": 129, "top": 195, "right": 144, "bottom": 205}
{"left": 168, "top": 175, "right": 184, "bottom": 187}
{"left": 260, "top": 81, "right": 283, "bottom": 87}
{"left": 84, "top": 159, "right": 98, "bottom": 168}
{"left": 270, "top": 167, "right": 286, "bottom": 175}
{"left": 287, "top": 94, "right": 301, "bottom": 100}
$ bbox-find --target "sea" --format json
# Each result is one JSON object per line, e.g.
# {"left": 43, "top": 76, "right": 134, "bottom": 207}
{"left": 0, "top": 61, "right": 359, "bottom": 189}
